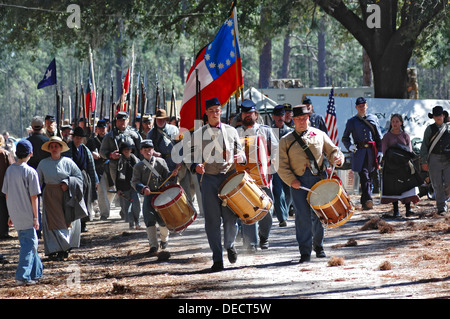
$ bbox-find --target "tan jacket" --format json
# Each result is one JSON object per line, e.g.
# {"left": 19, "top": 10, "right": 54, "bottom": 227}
{"left": 276, "top": 127, "right": 343, "bottom": 186}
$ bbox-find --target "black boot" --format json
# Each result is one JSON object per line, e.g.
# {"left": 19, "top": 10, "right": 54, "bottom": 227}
{"left": 393, "top": 201, "right": 399, "bottom": 217}
{"left": 405, "top": 203, "right": 414, "bottom": 217}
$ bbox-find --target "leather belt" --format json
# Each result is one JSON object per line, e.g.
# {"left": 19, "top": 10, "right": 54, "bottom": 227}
{"left": 357, "top": 142, "right": 372, "bottom": 149}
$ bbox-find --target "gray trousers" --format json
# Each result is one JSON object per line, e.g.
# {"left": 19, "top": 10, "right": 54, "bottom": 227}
{"left": 200, "top": 172, "right": 239, "bottom": 263}
{"left": 241, "top": 185, "right": 273, "bottom": 246}
{"left": 428, "top": 154, "right": 450, "bottom": 212}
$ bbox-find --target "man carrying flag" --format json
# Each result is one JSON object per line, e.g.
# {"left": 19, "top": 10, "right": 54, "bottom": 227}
{"left": 37, "top": 58, "right": 57, "bottom": 89}
{"left": 180, "top": 3, "right": 243, "bottom": 131}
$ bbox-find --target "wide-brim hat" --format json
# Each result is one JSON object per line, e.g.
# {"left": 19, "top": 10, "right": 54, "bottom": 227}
{"left": 154, "top": 109, "right": 169, "bottom": 119}
{"left": 428, "top": 105, "right": 448, "bottom": 119}
{"left": 42, "top": 136, "right": 70, "bottom": 153}
{"left": 292, "top": 105, "right": 311, "bottom": 117}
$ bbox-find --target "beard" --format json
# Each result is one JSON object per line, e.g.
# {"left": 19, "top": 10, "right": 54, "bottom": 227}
{"left": 242, "top": 116, "right": 256, "bottom": 127}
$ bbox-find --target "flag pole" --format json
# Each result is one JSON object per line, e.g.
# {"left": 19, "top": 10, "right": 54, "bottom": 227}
{"left": 231, "top": 1, "right": 242, "bottom": 102}
{"left": 231, "top": 1, "right": 243, "bottom": 115}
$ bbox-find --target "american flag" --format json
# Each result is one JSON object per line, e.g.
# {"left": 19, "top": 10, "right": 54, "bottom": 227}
{"left": 325, "top": 88, "right": 338, "bottom": 145}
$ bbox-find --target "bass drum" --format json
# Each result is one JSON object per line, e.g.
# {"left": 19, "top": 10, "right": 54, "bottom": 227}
{"left": 236, "top": 135, "right": 270, "bottom": 188}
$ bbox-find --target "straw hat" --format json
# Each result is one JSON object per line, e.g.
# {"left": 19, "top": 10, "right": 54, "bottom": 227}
{"left": 41, "top": 136, "right": 70, "bottom": 153}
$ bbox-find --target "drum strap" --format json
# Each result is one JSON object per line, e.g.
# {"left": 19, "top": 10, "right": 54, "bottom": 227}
{"left": 290, "top": 130, "right": 323, "bottom": 175}
{"left": 143, "top": 158, "right": 161, "bottom": 187}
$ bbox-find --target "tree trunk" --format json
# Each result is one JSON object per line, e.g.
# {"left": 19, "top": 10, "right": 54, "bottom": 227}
{"left": 259, "top": 39, "right": 272, "bottom": 89}
{"left": 279, "top": 34, "right": 290, "bottom": 79}
{"left": 317, "top": 17, "right": 326, "bottom": 87}
{"left": 313, "top": 0, "right": 445, "bottom": 98}
{"left": 362, "top": 48, "right": 372, "bottom": 87}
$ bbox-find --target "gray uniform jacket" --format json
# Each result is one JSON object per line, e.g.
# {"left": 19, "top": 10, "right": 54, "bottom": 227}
{"left": 187, "top": 123, "right": 245, "bottom": 175}
{"left": 131, "top": 157, "right": 171, "bottom": 193}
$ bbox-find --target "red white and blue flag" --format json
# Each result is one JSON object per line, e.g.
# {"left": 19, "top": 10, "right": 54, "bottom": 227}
{"left": 85, "top": 67, "right": 96, "bottom": 118}
{"left": 325, "top": 87, "right": 338, "bottom": 145}
{"left": 180, "top": 5, "right": 243, "bottom": 131}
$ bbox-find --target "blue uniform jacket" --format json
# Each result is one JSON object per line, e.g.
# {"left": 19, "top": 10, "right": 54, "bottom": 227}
{"left": 342, "top": 114, "right": 382, "bottom": 172}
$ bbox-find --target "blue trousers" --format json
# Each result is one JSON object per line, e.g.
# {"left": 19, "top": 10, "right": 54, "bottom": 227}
{"left": 200, "top": 172, "right": 239, "bottom": 263}
{"left": 358, "top": 153, "right": 374, "bottom": 205}
{"left": 290, "top": 170, "right": 325, "bottom": 257}
{"left": 16, "top": 228, "right": 43, "bottom": 282}
{"left": 118, "top": 189, "right": 141, "bottom": 227}
{"left": 142, "top": 194, "right": 165, "bottom": 228}
{"left": 272, "top": 173, "right": 289, "bottom": 222}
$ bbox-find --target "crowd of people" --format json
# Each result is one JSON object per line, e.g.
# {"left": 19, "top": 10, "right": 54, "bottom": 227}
{"left": 0, "top": 97, "right": 448, "bottom": 284}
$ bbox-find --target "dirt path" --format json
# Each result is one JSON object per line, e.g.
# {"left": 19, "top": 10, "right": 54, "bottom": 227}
{"left": 0, "top": 194, "right": 449, "bottom": 301}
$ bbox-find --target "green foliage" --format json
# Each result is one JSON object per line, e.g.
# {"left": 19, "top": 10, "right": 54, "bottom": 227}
{"left": 0, "top": 0, "right": 447, "bottom": 137}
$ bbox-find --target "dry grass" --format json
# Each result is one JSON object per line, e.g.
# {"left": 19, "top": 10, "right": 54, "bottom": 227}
{"left": 328, "top": 256, "right": 345, "bottom": 267}
{"left": 361, "top": 216, "right": 395, "bottom": 233}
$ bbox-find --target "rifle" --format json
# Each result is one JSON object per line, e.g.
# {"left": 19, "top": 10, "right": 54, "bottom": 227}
{"left": 155, "top": 73, "right": 160, "bottom": 113}
{"left": 99, "top": 88, "right": 104, "bottom": 120}
{"left": 56, "top": 89, "right": 61, "bottom": 137}
{"left": 74, "top": 84, "right": 79, "bottom": 127}
{"left": 139, "top": 80, "right": 145, "bottom": 136}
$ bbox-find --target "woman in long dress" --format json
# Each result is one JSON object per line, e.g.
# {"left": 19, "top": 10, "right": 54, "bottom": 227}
{"left": 381, "top": 114, "right": 420, "bottom": 217}
{"left": 37, "top": 136, "right": 84, "bottom": 260}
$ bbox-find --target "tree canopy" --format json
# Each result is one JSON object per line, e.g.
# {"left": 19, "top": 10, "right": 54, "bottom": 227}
{"left": 0, "top": 1, "right": 448, "bottom": 137}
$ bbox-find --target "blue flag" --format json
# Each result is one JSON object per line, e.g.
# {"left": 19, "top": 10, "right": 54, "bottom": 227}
{"left": 37, "top": 58, "right": 57, "bottom": 89}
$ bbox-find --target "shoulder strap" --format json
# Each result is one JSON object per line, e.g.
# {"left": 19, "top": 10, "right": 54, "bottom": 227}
{"left": 428, "top": 124, "right": 448, "bottom": 155}
{"left": 356, "top": 115, "right": 380, "bottom": 140}
{"left": 291, "top": 130, "right": 323, "bottom": 174}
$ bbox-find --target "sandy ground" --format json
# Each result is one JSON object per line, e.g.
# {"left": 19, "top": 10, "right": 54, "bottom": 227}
{"left": 0, "top": 192, "right": 449, "bottom": 303}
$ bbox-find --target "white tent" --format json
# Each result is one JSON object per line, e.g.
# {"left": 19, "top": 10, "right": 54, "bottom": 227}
{"left": 307, "top": 96, "right": 450, "bottom": 141}
{"left": 222, "top": 87, "right": 278, "bottom": 115}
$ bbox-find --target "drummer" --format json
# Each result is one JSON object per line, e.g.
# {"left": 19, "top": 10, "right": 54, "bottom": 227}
{"left": 131, "top": 139, "right": 178, "bottom": 255}
{"left": 276, "top": 105, "right": 344, "bottom": 263}
{"left": 236, "top": 99, "right": 278, "bottom": 252}
{"left": 189, "top": 97, "right": 246, "bottom": 272}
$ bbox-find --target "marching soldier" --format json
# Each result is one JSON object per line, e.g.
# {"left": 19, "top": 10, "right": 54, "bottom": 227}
{"left": 99, "top": 111, "right": 141, "bottom": 219}
{"left": 236, "top": 99, "right": 277, "bottom": 251}
{"left": 277, "top": 105, "right": 344, "bottom": 263}
{"left": 188, "top": 97, "right": 246, "bottom": 272}
{"left": 131, "top": 139, "right": 178, "bottom": 254}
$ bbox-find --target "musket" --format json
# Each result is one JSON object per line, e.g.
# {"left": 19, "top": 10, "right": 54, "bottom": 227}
{"left": 99, "top": 88, "right": 104, "bottom": 120}
{"left": 162, "top": 84, "right": 166, "bottom": 110}
{"left": 80, "top": 84, "right": 85, "bottom": 126}
{"left": 56, "top": 89, "right": 61, "bottom": 137}
{"left": 195, "top": 69, "right": 199, "bottom": 121}
{"left": 139, "top": 80, "right": 145, "bottom": 136}
{"left": 155, "top": 73, "right": 160, "bottom": 113}
{"left": 74, "top": 83, "right": 79, "bottom": 127}
{"left": 169, "top": 81, "right": 174, "bottom": 118}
